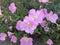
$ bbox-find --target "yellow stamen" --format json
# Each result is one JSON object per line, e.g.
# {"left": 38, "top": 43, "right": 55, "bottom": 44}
{"left": 27, "top": 22, "right": 31, "bottom": 27}
{"left": 48, "top": 16, "right": 52, "bottom": 20}
{"left": 24, "top": 37, "right": 29, "bottom": 42}
{"left": 42, "top": 0, "right": 46, "bottom": 2}
{"left": 33, "top": 15, "right": 38, "bottom": 20}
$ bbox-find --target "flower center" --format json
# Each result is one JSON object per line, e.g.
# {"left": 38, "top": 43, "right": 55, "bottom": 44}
{"left": 27, "top": 22, "right": 31, "bottom": 27}
{"left": 13, "top": 7, "right": 16, "bottom": 10}
{"left": 33, "top": 15, "right": 38, "bottom": 20}
{"left": 48, "top": 16, "right": 52, "bottom": 20}
{"left": 42, "top": 0, "right": 46, "bottom": 2}
{"left": 24, "top": 37, "right": 29, "bottom": 42}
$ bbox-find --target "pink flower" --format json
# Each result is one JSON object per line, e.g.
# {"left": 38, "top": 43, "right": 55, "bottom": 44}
{"left": 40, "top": 20, "right": 47, "bottom": 27}
{"left": 45, "top": 11, "right": 58, "bottom": 23}
{"left": 0, "top": 33, "right": 7, "bottom": 41}
{"left": 47, "top": 39, "right": 53, "bottom": 45}
{"left": 20, "top": 37, "right": 33, "bottom": 45}
{"left": 10, "top": 35, "right": 17, "bottom": 43}
{"left": 38, "top": 0, "right": 49, "bottom": 3}
{"left": 23, "top": 16, "right": 37, "bottom": 34}
{"left": 7, "top": 31, "right": 14, "bottom": 38}
{"left": 28, "top": 9, "right": 45, "bottom": 25}
{"left": 44, "top": 27, "right": 49, "bottom": 32}
{"left": 9, "top": 2, "right": 16, "bottom": 14}
{"left": 16, "top": 20, "right": 25, "bottom": 31}
{"left": 4, "top": 19, "right": 8, "bottom": 24}
{"left": 40, "top": 20, "right": 49, "bottom": 32}
{"left": 9, "top": 26, "right": 13, "bottom": 31}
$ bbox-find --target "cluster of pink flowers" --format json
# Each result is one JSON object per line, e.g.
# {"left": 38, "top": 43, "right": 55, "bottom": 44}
{"left": 0, "top": 32, "right": 33, "bottom": 45}
{"left": 16, "top": 8, "right": 58, "bottom": 34}
{"left": 15, "top": 7, "right": 58, "bottom": 45}
{"left": 0, "top": 0, "right": 59, "bottom": 45}
{"left": 16, "top": 9, "right": 44, "bottom": 34}
{"left": 7, "top": 31, "right": 17, "bottom": 43}
{"left": 0, "top": 2, "right": 33, "bottom": 45}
